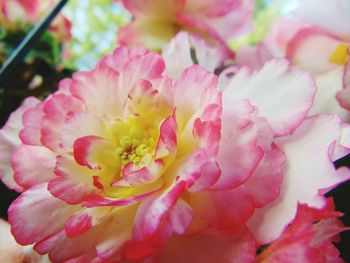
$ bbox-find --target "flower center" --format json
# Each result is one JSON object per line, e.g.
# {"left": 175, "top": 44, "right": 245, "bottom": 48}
{"left": 329, "top": 43, "right": 349, "bottom": 65}
{"left": 112, "top": 120, "right": 157, "bottom": 168}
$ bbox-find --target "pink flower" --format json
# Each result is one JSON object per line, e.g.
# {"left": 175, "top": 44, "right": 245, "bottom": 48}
{"left": 237, "top": 0, "right": 350, "bottom": 120}
{"left": 257, "top": 199, "right": 349, "bottom": 263}
{"left": 0, "top": 45, "right": 348, "bottom": 262}
{"left": 0, "top": 0, "right": 71, "bottom": 42}
{"left": 117, "top": 0, "right": 253, "bottom": 52}
{"left": 220, "top": 60, "right": 350, "bottom": 244}
{"left": 0, "top": 0, "right": 39, "bottom": 26}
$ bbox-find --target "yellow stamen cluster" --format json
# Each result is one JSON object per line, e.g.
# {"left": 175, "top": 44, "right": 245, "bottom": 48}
{"left": 329, "top": 43, "right": 349, "bottom": 65}
{"left": 115, "top": 127, "right": 156, "bottom": 167}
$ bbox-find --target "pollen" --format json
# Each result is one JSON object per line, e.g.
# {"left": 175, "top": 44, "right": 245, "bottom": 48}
{"left": 329, "top": 43, "right": 349, "bottom": 65}
{"left": 115, "top": 126, "right": 156, "bottom": 167}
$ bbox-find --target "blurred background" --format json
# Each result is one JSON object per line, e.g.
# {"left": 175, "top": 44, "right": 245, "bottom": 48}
{"left": 0, "top": 0, "right": 349, "bottom": 261}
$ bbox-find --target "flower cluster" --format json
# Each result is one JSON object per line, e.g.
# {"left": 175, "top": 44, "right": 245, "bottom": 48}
{"left": 0, "top": 0, "right": 350, "bottom": 262}
{"left": 0, "top": 0, "right": 71, "bottom": 41}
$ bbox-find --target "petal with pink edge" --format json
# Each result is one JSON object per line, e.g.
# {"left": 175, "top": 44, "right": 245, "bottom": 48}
{"left": 97, "top": 46, "right": 147, "bottom": 73}
{"left": 35, "top": 224, "right": 106, "bottom": 263}
{"left": 48, "top": 156, "right": 97, "bottom": 205}
{"left": 73, "top": 135, "right": 118, "bottom": 170}
{"left": 222, "top": 59, "right": 316, "bottom": 136}
{"left": 173, "top": 65, "right": 218, "bottom": 123}
{"left": 132, "top": 182, "right": 188, "bottom": 242}
{"left": 8, "top": 184, "right": 80, "bottom": 246}
{"left": 19, "top": 101, "right": 44, "bottom": 145}
{"left": 263, "top": 17, "right": 308, "bottom": 58}
{"left": 95, "top": 206, "right": 135, "bottom": 260}
{"left": 212, "top": 99, "right": 263, "bottom": 190}
{"left": 12, "top": 145, "right": 56, "bottom": 189}
{"left": 60, "top": 112, "right": 111, "bottom": 151}
{"left": 242, "top": 144, "right": 286, "bottom": 208}
{"left": 286, "top": 28, "right": 344, "bottom": 73}
{"left": 165, "top": 149, "right": 220, "bottom": 192}
{"left": 292, "top": 0, "right": 350, "bottom": 41}
{"left": 70, "top": 65, "right": 121, "bottom": 118}
{"left": 41, "top": 92, "right": 84, "bottom": 152}
{"left": 124, "top": 184, "right": 192, "bottom": 260}
{"left": 0, "top": 97, "right": 40, "bottom": 192}
{"left": 257, "top": 200, "right": 348, "bottom": 263}
{"left": 64, "top": 207, "right": 111, "bottom": 238}
{"left": 248, "top": 114, "right": 350, "bottom": 244}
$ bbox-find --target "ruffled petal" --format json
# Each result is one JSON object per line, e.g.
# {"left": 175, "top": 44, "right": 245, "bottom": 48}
{"left": 242, "top": 144, "right": 286, "bottom": 208}
{"left": 8, "top": 184, "right": 80, "bottom": 246}
{"left": 0, "top": 97, "right": 40, "bottom": 192}
{"left": 212, "top": 99, "right": 263, "bottom": 189}
{"left": 70, "top": 65, "right": 121, "bottom": 118}
{"left": 222, "top": 59, "right": 316, "bottom": 136}
{"left": 257, "top": 200, "right": 348, "bottom": 263}
{"left": 12, "top": 145, "right": 56, "bottom": 189}
{"left": 60, "top": 112, "right": 111, "bottom": 151}
{"left": 248, "top": 115, "right": 350, "bottom": 244}
{"left": 41, "top": 93, "right": 84, "bottom": 152}
{"left": 48, "top": 156, "right": 96, "bottom": 204}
